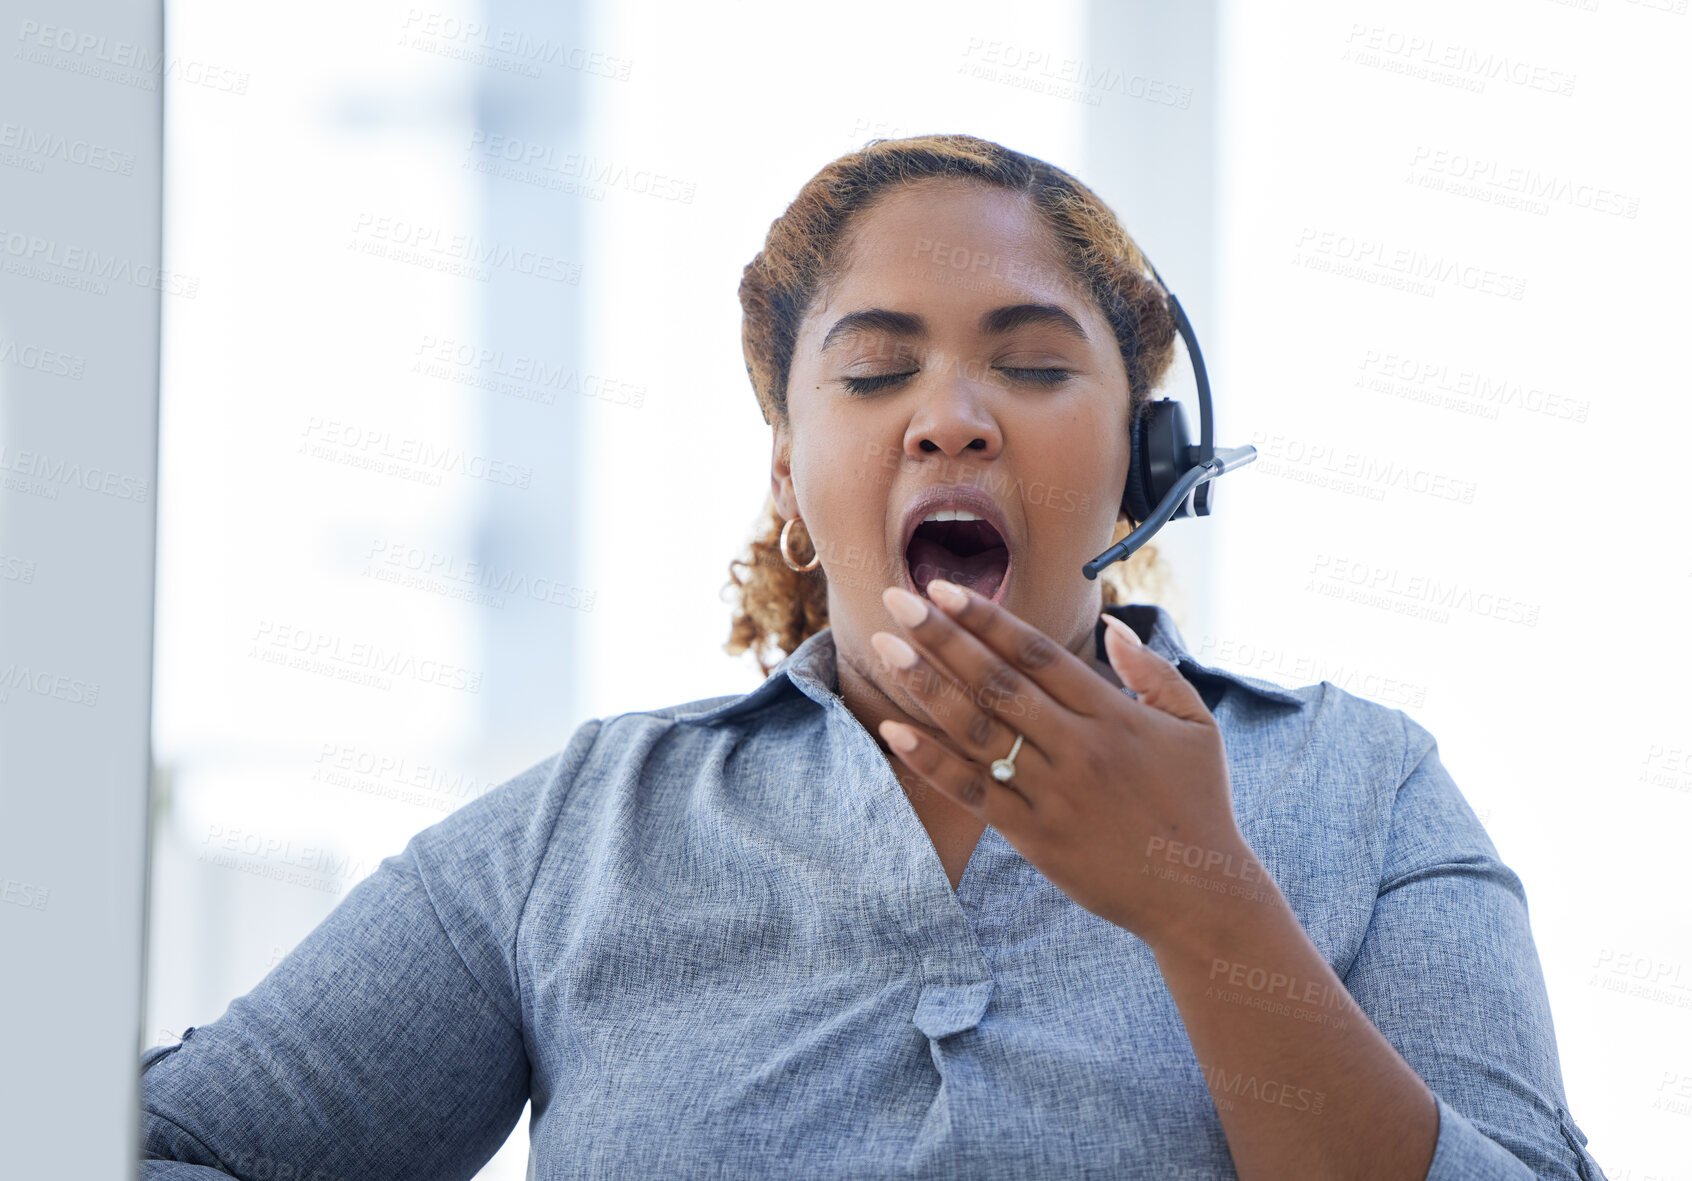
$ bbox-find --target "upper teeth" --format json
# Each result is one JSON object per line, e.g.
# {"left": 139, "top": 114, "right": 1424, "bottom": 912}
{"left": 922, "top": 509, "right": 983, "bottom": 523}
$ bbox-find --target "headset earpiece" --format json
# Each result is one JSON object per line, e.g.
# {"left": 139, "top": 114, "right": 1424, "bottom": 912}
{"left": 1124, "top": 404, "right": 1153, "bottom": 525}
{"left": 1124, "top": 397, "right": 1196, "bottom": 527}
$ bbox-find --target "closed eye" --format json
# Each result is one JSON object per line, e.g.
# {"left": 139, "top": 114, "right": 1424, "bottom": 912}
{"left": 841, "top": 372, "right": 917, "bottom": 395}
{"left": 1001, "top": 367, "right": 1072, "bottom": 386}
{"left": 840, "top": 368, "right": 1072, "bottom": 395}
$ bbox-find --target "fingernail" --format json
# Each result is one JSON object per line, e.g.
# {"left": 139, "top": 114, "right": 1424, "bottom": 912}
{"left": 1101, "top": 613, "right": 1141, "bottom": 646}
{"left": 882, "top": 722, "right": 919, "bottom": 753}
{"left": 883, "top": 585, "right": 928, "bottom": 628}
{"left": 871, "top": 631, "right": 919, "bottom": 669}
{"left": 927, "top": 579, "right": 967, "bottom": 610}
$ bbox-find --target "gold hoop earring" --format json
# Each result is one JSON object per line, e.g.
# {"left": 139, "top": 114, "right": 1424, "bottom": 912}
{"left": 779, "top": 517, "right": 821, "bottom": 572}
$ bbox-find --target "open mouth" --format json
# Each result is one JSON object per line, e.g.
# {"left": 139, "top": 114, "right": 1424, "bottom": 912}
{"left": 905, "top": 517, "right": 1012, "bottom": 602}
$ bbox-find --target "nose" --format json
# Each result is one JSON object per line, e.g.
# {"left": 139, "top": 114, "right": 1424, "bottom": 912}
{"left": 901, "top": 361, "right": 1004, "bottom": 463}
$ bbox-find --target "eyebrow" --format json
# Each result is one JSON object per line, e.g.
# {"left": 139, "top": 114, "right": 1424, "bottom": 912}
{"left": 817, "top": 303, "right": 1089, "bottom": 355}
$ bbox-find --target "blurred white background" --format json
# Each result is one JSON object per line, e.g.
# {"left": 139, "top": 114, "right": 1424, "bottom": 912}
{"left": 141, "top": 0, "right": 1690, "bottom": 1177}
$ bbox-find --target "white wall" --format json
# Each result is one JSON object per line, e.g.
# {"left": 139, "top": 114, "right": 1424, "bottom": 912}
{"left": 1210, "top": 2, "right": 1691, "bottom": 1175}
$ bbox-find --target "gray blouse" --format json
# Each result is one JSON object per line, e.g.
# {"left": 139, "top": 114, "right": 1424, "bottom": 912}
{"left": 140, "top": 603, "right": 1607, "bottom": 1180}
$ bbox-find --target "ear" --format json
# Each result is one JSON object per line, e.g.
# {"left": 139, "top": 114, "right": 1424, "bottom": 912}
{"left": 770, "top": 420, "right": 797, "bottom": 519}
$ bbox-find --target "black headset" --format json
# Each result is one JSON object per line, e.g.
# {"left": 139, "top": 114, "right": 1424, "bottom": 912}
{"left": 1082, "top": 255, "right": 1259, "bottom": 580}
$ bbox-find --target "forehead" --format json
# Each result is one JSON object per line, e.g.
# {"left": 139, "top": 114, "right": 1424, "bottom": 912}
{"left": 812, "top": 180, "right": 1086, "bottom": 324}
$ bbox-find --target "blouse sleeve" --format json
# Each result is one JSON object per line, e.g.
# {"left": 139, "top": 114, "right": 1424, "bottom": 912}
{"left": 139, "top": 718, "right": 604, "bottom": 1181}
{"left": 1339, "top": 714, "right": 1608, "bottom": 1181}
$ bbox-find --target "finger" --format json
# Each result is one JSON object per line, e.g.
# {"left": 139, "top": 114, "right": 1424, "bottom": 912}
{"left": 880, "top": 584, "right": 1075, "bottom": 755}
{"left": 914, "top": 580, "right": 1116, "bottom": 718}
{"left": 870, "top": 629, "right": 1059, "bottom": 784}
{"left": 1102, "top": 615, "right": 1213, "bottom": 725}
{"left": 879, "top": 719, "right": 1033, "bottom": 825}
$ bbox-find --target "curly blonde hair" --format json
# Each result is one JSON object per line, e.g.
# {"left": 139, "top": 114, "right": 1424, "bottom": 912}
{"left": 724, "top": 134, "right": 1181, "bottom": 676}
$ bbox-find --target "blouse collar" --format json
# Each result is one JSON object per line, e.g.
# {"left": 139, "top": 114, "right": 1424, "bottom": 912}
{"left": 670, "top": 602, "right": 1304, "bottom": 727}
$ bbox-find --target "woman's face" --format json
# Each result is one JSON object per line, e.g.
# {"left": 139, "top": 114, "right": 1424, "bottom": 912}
{"left": 773, "top": 178, "right": 1134, "bottom": 699}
